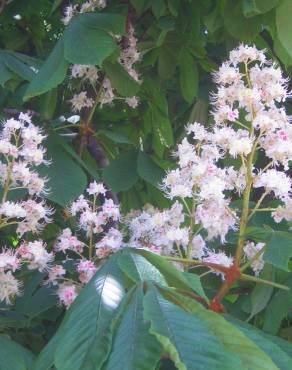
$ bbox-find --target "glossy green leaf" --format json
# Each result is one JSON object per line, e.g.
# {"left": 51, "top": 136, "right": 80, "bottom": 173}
{"left": 162, "top": 288, "right": 279, "bottom": 370}
{"left": 117, "top": 248, "right": 166, "bottom": 285}
{"left": 223, "top": 0, "right": 262, "bottom": 41}
{"left": 40, "top": 134, "right": 87, "bottom": 206}
{"left": 243, "top": 0, "right": 279, "bottom": 17}
{"left": 264, "top": 231, "right": 292, "bottom": 271}
{"left": 24, "top": 39, "right": 68, "bottom": 100}
{"left": 64, "top": 19, "right": 117, "bottom": 65}
{"left": 78, "top": 13, "right": 126, "bottom": 35}
{"left": 53, "top": 255, "right": 126, "bottom": 370}
{"left": 144, "top": 285, "right": 241, "bottom": 370}
{"left": 263, "top": 275, "right": 292, "bottom": 335}
{"left": 103, "top": 61, "right": 140, "bottom": 97}
{"left": 133, "top": 249, "right": 206, "bottom": 298}
{"left": 179, "top": 48, "right": 198, "bottom": 103}
{"left": 226, "top": 316, "right": 292, "bottom": 370}
{"left": 246, "top": 264, "right": 274, "bottom": 322}
{"left": 0, "top": 336, "right": 35, "bottom": 370}
{"left": 137, "top": 151, "right": 164, "bottom": 187}
{"left": 103, "top": 151, "right": 139, "bottom": 192}
{"left": 104, "top": 287, "right": 161, "bottom": 370}
{"left": 276, "top": 0, "right": 292, "bottom": 58}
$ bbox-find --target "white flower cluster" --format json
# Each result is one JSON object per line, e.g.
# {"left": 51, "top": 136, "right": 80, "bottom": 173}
{"left": 0, "top": 114, "right": 53, "bottom": 235}
{"left": 126, "top": 44, "right": 292, "bottom": 275}
{"left": 48, "top": 181, "right": 123, "bottom": 308}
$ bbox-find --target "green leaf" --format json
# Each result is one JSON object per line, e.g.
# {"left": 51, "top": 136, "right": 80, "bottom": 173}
{"left": 0, "top": 336, "right": 35, "bottom": 370}
{"left": 137, "top": 151, "right": 164, "bottom": 187}
{"left": 276, "top": 0, "right": 292, "bottom": 58}
{"left": 223, "top": 0, "right": 262, "bottom": 41}
{"left": 162, "top": 288, "right": 280, "bottom": 370}
{"left": 246, "top": 264, "right": 274, "bottom": 322}
{"left": 130, "top": 0, "right": 152, "bottom": 15}
{"left": 102, "top": 151, "right": 139, "bottom": 192}
{"left": 24, "top": 39, "right": 68, "bottom": 100}
{"left": 117, "top": 248, "right": 166, "bottom": 285}
{"left": 144, "top": 105, "right": 173, "bottom": 147}
{"left": 226, "top": 316, "right": 292, "bottom": 370}
{"left": 53, "top": 255, "right": 126, "bottom": 370}
{"left": 243, "top": 0, "right": 279, "bottom": 17}
{"left": 78, "top": 13, "right": 126, "bottom": 35}
{"left": 158, "top": 32, "right": 181, "bottom": 79}
{"left": 152, "top": 0, "right": 166, "bottom": 19}
{"left": 40, "top": 134, "right": 87, "bottom": 206}
{"left": 15, "top": 272, "right": 58, "bottom": 319}
{"left": 38, "top": 88, "right": 58, "bottom": 120}
{"left": 103, "top": 61, "right": 140, "bottom": 97}
{"left": 64, "top": 19, "right": 117, "bottom": 65}
{"left": 143, "top": 285, "right": 241, "bottom": 370}
{"left": 57, "top": 135, "right": 99, "bottom": 180}
{"left": 264, "top": 231, "right": 292, "bottom": 271}
{"left": 104, "top": 287, "right": 161, "bottom": 370}
{"left": 133, "top": 249, "right": 206, "bottom": 298}
{"left": 98, "top": 129, "right": 133, "bottom": 144}
{"left": 0, "top": 61, "right": 13, "bottom": 87}
{"left": 179, "top": 48, "right": 198, "bottom": 103}
{"left": 263, "top": 275, "right": 292, "bottom": 334}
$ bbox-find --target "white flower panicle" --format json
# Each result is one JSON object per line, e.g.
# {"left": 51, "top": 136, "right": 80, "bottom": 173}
{"left": 125, "top": 44, "right": 292, "bottom": 278}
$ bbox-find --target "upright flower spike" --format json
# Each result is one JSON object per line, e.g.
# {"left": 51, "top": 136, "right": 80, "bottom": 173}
{"left": 126, "top": 44, "right": 292, "bottom": 288}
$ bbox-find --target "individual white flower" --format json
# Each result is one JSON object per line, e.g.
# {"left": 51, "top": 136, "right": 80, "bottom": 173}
{"left": 190, "top": 234, "right": 206, "bottom": 259}
{"left": 87, "top": 181, "right": 107, "bottom": 196}
{"left": 0, "top": 271, "right": 21, "bottom": 304}
{"left": 243, "top": 241, "right": 265, "bottom": 275}
{"left": 70, "top": 91, "right": 94, "bottom": 111}
{"left": 254, "top": 169, "right": 291, "bottom": 198}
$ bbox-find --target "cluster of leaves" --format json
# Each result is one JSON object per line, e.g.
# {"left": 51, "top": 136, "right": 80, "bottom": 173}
{"left": 0, "top": 0, "right": 292, "bottom": 369}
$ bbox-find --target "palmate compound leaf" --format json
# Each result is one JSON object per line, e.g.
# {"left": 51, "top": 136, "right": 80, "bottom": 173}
{"left": 103, "top": 286, "right": 162, "bottom": 370}
{"left": 35, "top": 254, "right": 127, "bottom": 370}
{"left": 0, "top": 335, "right": 35, "bottom": 370}
{"left": 143, "top": 284, "right": 243, "bottom": 370}
{"left": 161, "top": 287, "right": 283, "bottom": 370}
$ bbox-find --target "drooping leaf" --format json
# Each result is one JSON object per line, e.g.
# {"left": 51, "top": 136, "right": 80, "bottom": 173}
{"left": 245, "top": 264, "right": 274, "bottom": 322}
{"left": 40, "top": 134, "right": 87, "bottom": 206}
{"left": 179, "top": 47, "right": 198, "bottom": 103}
{"left": 103, "top": 61, "right": 140, "bottom": 97}
{"left": 143, "top": 285, "right": 242, "bottom": 370}
{"left": 137, "top": 151, "right": 164, "bottom": 187}
{"left": 276, "top": 0, "right": 292, "bottom": 58}
{"left": 102, "top": 151, "right": 139, "bottom": 192}
{"left": 0, "top": 336, "right": 35, "bottom": 370}
{"left": 53, "top": 255, "right": 126, "bottom": 370}
{"left": 243, "top": 0, "right": 279, "bottom": 17}
{"left": 24, "top": 39, "right": 68, "bottom": 100}
{"left": 64, "top": 18, "right": 117, "bottom": 65}
{"left": 263, "top": 275, "right": 292, "bottom": 335}
{"left": 223, "top": 0, "right": 262, "bottom": 41}
{"left": 78, "top": 13, "right": 126, "bottom": 35}
{"left": 104, "top": 286, "right": 161, "bottom": 370}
